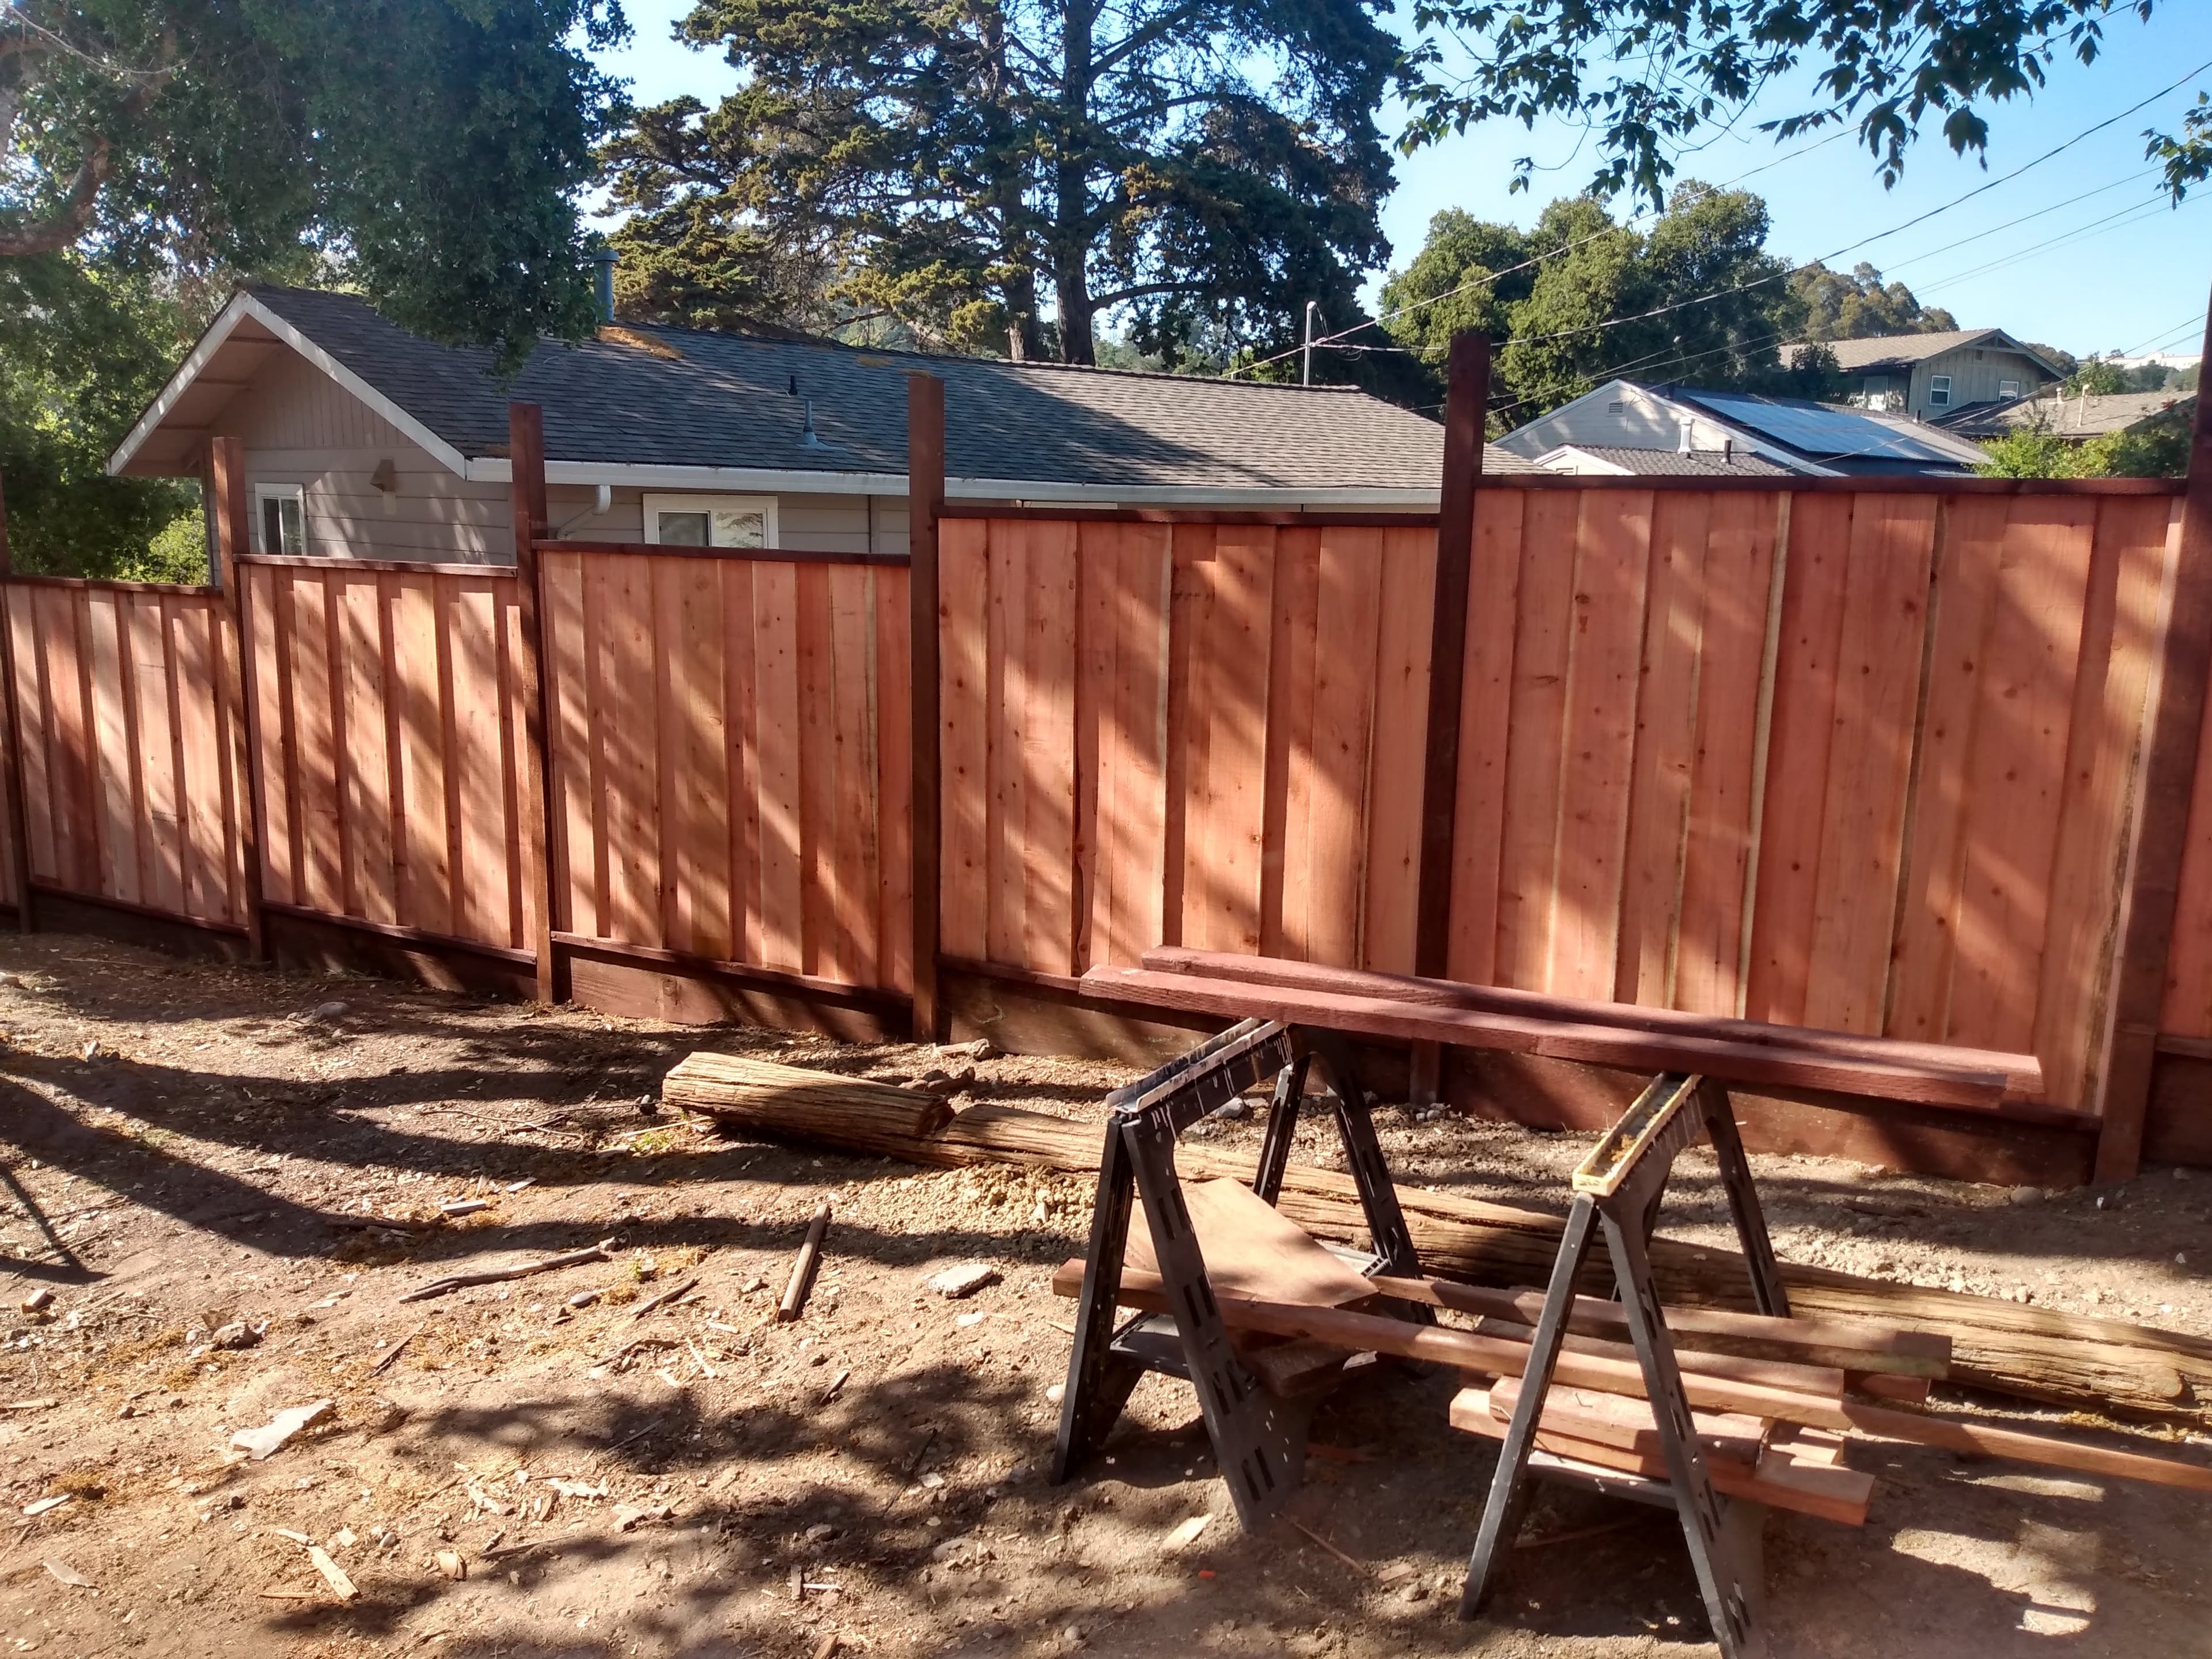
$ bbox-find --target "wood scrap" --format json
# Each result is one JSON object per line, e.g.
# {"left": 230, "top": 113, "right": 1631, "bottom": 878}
{"left": 631, "top": 1277, "right": 700, "bottom": 1320}
{"left": 368, "top": 1323, "right": 425, "bottom": 1377}
{"left": 779, "top": 1203, "right": 831, "bottom": 1324}
{"left": 1074, "top": 1259, "right": 2212, "bottom": 1496}
{"left": 307, "top": 1547, "right": 357, "bottom": 1600}
{"left": 671, "top": 1070, "right": 2212, "bottom": 1425}
{"left": 398, "top": 1239, "right": 616, "bottom": 1304}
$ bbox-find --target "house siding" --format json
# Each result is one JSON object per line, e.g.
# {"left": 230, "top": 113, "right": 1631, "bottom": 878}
{"left": 1496, "top": 384, "right": 1741, "bottom": 459}
{"left": 1874, "top": 345, "right": 2055, "bottom": 418}
{"left": 209, "top": 344, "right": 912, "bottom": 565}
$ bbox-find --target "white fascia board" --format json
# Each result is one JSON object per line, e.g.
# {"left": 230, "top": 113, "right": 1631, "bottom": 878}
{"left": 468, "top": 455, "right": 1438, "bottom": 507}
{"left": 107, "top": 293, "right": 475, "bottom": 480}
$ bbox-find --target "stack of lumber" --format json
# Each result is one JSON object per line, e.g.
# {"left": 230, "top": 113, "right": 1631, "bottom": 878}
{"left": 660, "top": 1062, "right": 2212, "bottom": 1428}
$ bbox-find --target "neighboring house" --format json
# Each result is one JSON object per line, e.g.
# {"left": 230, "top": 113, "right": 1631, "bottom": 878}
{"left": 109, "top": 286, "right": 1533, "bottom": 568}
{"left": 1936, "top": 388, "right": 2198, "bottom": 445}
{"left": 1790, "top": 329, "right": 2065, "bottom": 419}
{"left": 1497, "top": 379, "right": 1990, "bottom": 478}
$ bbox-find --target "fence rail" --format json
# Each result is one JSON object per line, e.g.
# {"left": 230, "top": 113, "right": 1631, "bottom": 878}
{"left": 0, "top": 350, "right": 2208, "bottom": 1184}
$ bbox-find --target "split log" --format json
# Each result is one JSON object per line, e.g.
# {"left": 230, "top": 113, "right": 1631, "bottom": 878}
{"left": 662, "top": 1053, "right": 952, "bottom": 1149}
{"left": 661, "top": 1069, "right": 2212, "bottom": 1425}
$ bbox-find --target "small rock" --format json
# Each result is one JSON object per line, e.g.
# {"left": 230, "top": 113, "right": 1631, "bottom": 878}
{"left": 568, "top": 1290, "right": 600, "bottom": 1309}
{"left": 2008, "top": 1187, "right": 2042, "bottom": 1206}
{"left": 1161, "top": 1514, "right": 1210, "bottom": 1552}
{"left": 1376, "top": 1560, "right": 1416, "bottom": 1584}
{"left": 937, "top": 1037, "right": 997, "bottom": 1062}
{"left": 211, "top": 1321, "right": 260, "bottom": 1351}
{"left": 955, "top": 1311, "right": 986, "bottom": 1328}
{"left": 230, "top": 1399, "right": 335, "bottom": 1461}
{"left": 1401, "top": 1581, "right": 1430, "bottom": 1603}
{"left": 80, "top": 1040, "right": 100, "bottom": 1062}
{"left": 1046, "top": 1383, "right": 1066, "bottom": 1405}
{"left": 2178, "top": 1252, "right": 2190, "bottom": 1267}
{"left": 1061, "top": 1626, "right": 1084, "bottom": 1645}
{"left": 20, "top": 1288, "right": 52, "bottom": 1314}
{"left": 803, "top": 1523, "right": 838, "bottom": 1543}
{"left": 359, "top": 1397, "right": 408, "bottom": 1435}
{"left": 301, "top": 1001, "right": 350, "bottom": 1024}
{"left": 435, "top": 1548, "right": 467, "bottom": 1581}
{"left": 928, "top": 1263, "right": 1001, "bottom": 1300}
{"left": 612, "top": 1502, "right": 673, "bottom": 1531}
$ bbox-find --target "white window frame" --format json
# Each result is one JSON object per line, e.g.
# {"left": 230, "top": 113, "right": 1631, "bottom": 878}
{"left": 1927, "top": 374, "right": 1953, "bottom": 408}
{"left": 1998, "top": 378, "right": 2021, "bottom": 398}
{"left": 642, "top": 493, "right": 780, "bottom": 550}
{"left": 253, "top": 482, "right": 308, "bottom": 557}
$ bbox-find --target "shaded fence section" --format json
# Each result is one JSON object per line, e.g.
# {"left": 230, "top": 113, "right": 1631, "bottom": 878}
{"left": 5, "top": 577, "right": 246, "bottom": 932}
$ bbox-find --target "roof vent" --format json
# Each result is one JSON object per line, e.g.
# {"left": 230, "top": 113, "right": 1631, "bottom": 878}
{"left": 801, "top": 396, "right": 827, "bottom": 449}
{"left": 1677, "top": 418, "right": 1694, "bottom": 455}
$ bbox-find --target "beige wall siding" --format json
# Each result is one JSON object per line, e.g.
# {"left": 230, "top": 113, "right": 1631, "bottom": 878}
{"left": 1906, "top": 346, "right": 2055, "bottom": 416}
{"left": 1497, "top": 384, "right": 1738, "bottom": 459}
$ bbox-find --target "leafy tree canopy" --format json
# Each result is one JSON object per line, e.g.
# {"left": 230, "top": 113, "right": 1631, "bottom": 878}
{"left": 598, "top": 0, "right": 1406, "bottom": 366}
{"left": 1789, "top": 262, "right": 1958, "bottom": 341}
{"left": 2, "top": 0, "right": 630, "bottom": 361}
{"left": 1378, "top": 183, "right": 1840, "bottom": 424}
{"left": 1399, "top": 0, "right": 2174, "bottom": 207}
{"left": 1979, "top": 417, "right": 2189, "bottom": 478}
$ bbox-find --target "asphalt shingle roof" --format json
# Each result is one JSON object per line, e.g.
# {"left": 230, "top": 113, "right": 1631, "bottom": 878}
{"left": 249, "top": 286, "right": 1534, "bottom": 490}
{"left": 1541, "top": 444, "right": 1796, "bottom": 478}
{"left": 1801, "top": 329, "right": 2062, "bottom": 378}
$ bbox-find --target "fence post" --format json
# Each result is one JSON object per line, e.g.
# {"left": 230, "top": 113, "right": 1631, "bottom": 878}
{"left": 209, "top": 437, "right": 268, "bottom": 960}
{"left": 1408, "top": 333, "right": 1488, "bottom": 1105}
{"left": 907, "top": 374, "right": 945, "bottom": 1043}
{"left": 0, "top": 473, "right": 32, "bottom": 933}
{"left": 509, "top": 403, "right": 562, "bottom": 1004}
{"left": 2097, "top": 296, "right": 2212, "bottom": 1181}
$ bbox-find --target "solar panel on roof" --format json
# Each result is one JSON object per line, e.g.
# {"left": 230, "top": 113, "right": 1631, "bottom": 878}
{"left": 1677, "top": 388, "right": 1966, "bottom": 465}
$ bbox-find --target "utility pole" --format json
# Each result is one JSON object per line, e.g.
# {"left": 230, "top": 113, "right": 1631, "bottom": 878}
{"left": 1302, "top": 301, "right": 1321, "bottom": 385}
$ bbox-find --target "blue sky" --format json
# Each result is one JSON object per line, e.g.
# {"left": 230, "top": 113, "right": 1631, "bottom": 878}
{"left": 591, "top": 2, "right": 2212, "bottom": 361}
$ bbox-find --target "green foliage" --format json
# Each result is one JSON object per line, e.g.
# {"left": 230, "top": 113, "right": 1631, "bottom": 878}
{"left": 1400, "top": 0, "right": 2159, "bottom": 207}
{"left": 0, "top": 251, "right": 196, "bottom": 577}
{"left": 1977, "top": 416, "right": 2191, "bottom": 480}
{"left": 1976, "top": 429, "right": 2084, "bottom": 478}
{"left": 2026, "top": 341, "right": 2080, "bottom": 380}
{"left": 123, "top": 507, "right": 210, "bottom": 585}
{"left": 2063, "top": 356, "right": 2179, "bottom": 395}
{"left": 598, "top": 0, "right": 1406, "bottom": 369}
{"left": 3, "top": 1, "right": 630, "bottom": 364}
{"left": 1789, "top": 263, "right": 1957, "bottom": 342}
{"left": 1379, "top": 183, "right": 1816, "bottom": 421}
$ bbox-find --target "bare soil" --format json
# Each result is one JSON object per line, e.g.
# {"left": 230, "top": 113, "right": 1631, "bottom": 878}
{"left": 0, "top": 931, "right": 2205, "bottom": 1659}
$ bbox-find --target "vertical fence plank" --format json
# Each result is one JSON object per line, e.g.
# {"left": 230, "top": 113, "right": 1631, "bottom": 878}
{"left": 752, "top": 560, "right": 804, "bottom": 972}
{"left": 209, "top": 437, "right": 263, "bottom": 952}
{"left": 336, "top": 574, "right": 397, "bottom": 925}
{"left": 1362, "top": 526, "right": 1436, "bottom": 974}
{"left": 1261, "top": 529, "right": 1321, "bottom": 961}
{"left": 907, "top": 376, "right": 945, "bottom": 1033}
{"left": 1183, "top": 528, "right": 1275, "bottom": 955}
{"left": 1494, "top": 491, "right": 1580, "bottom": 991}
{"left": 247, "top": 569, "right": 294, "bottom": 909}
{"left": 126, "top": 597, "right": 183, "bottom": 915}
{"left": 828, "top": 563, "right": 882, "bottom": 982}
{"left": 724, "top": 561, "right": 764, "bottom": 967}
{"left": 875, "top": 565, "right": 914, "bottom": 992}
{"left": 85, "top": 591, "right": 137, "bottom": 905}
{"left": 1446, "top": 491, "right": 1525, "bottom": 986}
{"left": 1021, "top": 522, "right": 1078, "bottom": 975}
{"left": 1547, "top": 491, "right": 1653, "bottom": 1001}
{"left": 449, "top": 581, "right": 507, "bottom": 948}
{"left": 984, "top": 522, "right": 1028, "bottom": 965}
{"left": 673, "top": 559, "right": 731, "bottom": 961}
{"left": 543, "top": 551, "right": 594, "bottom": 941}
{"left": 393, "top": 577, "right": 453, "bottom": 937}
{"left": 938, "top": 521, "right": 990, "bottom": 962}
{"left": 0, "top": 476, "right": 33, "bottom": 924}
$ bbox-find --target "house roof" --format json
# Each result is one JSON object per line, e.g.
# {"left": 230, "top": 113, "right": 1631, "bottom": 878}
{"left": 1801, "top": 329, "right": 2066, "bottom": 380}
{"left": 1936, "top": 388, "right": 2196, "bottom": 441}
{"left": 109, "top": 286, "right": 1535, "bottom": 502}
{"left": 1534, "top": 444, "right": 1796, "bottom": 478}
{"left": 1668, "top": 386, "right": 1985, "bottom": 472}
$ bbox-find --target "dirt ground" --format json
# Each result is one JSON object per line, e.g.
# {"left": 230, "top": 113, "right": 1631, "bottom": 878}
{"left": 0, "top": 932, "right": 2205, "bottom": 1659}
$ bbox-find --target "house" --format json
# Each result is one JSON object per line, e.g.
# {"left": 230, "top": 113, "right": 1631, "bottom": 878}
{"left": 108, "top": 286, "right": 1533, "bottom": 567}
{"left": 1936, "top": 388, "right": 2197, "bottom": 445}
{"left": 1790, "top": 329, "right": 2065, "bottom": 419}
{"left": 1497, "top": 379, "right": 1990, "bottom": 478}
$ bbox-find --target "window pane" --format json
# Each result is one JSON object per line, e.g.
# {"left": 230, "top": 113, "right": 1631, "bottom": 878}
{"left": 710, "top": 509, "right": 767, "bottom": 548}
{"left": 278, "top": 497, "right": 305, "bottom": 558}
{"left": 262, "top": 498, "right": 283, "bottom": 556}
{"left": 657, "top": 510, "right": 710, "bottom": 546}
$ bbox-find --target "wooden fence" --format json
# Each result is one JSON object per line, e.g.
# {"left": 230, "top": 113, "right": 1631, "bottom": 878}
{"left": 1, "top": 366, "right": 2210, "bottom": 1185}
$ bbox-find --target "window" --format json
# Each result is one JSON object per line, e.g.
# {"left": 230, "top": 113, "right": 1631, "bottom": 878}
{"left": 643, "top": 494, "right": 778, "bottom": 550}
{"left": 1927, "top": 375, "right": 1952, "bottom": 408}
{"left": 255, "top": 483, "right": 306, "bottom": 557}
{"left": 1999, "top": 378, "right": 2022, "bottom": 398}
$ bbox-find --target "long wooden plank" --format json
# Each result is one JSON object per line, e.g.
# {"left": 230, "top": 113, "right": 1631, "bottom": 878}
{"left": 83, "top": 592, "right": 137, "bottom": 905}
{"left": 1085, "top": 523, "right": 1169, "bottom": 969}
{"left": 169, "top": 600, "right": 231, "bottom": 923}
{"left": 124, "top": 593, "right": 184, "bottom": 916}
{"left": 1675, "top": 493, "right": 1782, "bottom": 1016}
{"left": 499, "top": 587, "right": 533, "bottom": 953}
{"left": 1549, "top": 491, "right": 1652, "bottom": 999}
{"left": 38, "top": 587, "right": 95, "bottom": 893}
{"left": 794, "top": 563, "right": 838, "bottom": 978}
{"left": 1087, "top": 965, "right": 2020, "bottom": 1109}
{"left": 1802, "top": 495, "right": 1939, "bottom": 1034}
{"left": 1745, "top": 494, "right": 1854, "bottom": 1025}
{"left": 650, "top": 559, "right": 688, "bottom": 953}
{"left": 332, "top": 575, "right": 396, "bottom": 925}
{"left": 1614, "top": 491, "right": 1709, "bottom": 1006}
{"left": 6, "top": 588, "right": 52, "bottom": 886}
{"left": 287, "top": 576, "right": 344, "bottom": 915}
{"left": 604, "top": 553, "right": 663, "bottom": 948}
{"left": 1945, "top": 499, "right": 2097, "bottom": 1053}
{"left": 1362, "top": 526, "right": 1435, "bottom": 973}
{"left": 1495, "top": 490, "right": 1581, "bottom": 990}
{"left": 984, "top": 519, "right": 1027, "bottom": 964}
{"left": 1446, "top": 489, "right": 1525, "bottom": 986}
{"left": 1139, "top": 945, "right": 2043, "bottom": 1099}
{"left": 938, "top": 520, "right": 991, "bottom": 962}
{"left": 1074, "top": 1263, "right": 2212, "bottom": 1493}
{"left": 828, "top": 562, "right": 881, "bottom": 983}
{"left": 724, "top": 560, "right": 764, "bottom": 965}
{"left": 671, "top": 558, "right": 731, "bottom": 961}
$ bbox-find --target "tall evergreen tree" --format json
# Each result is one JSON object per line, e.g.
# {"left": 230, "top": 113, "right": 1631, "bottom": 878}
{"left": 599, "top": 0, "right": 1406, "bottom": 365}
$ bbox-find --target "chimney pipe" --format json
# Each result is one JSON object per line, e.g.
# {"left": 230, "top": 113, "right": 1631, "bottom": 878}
{"left": 592, "top": 249, "right": 618, "bottom": 324}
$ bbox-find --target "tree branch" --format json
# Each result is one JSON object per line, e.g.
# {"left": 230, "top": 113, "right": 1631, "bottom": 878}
{"left": 0, "top": 128, "right": 111, "bottom": 256}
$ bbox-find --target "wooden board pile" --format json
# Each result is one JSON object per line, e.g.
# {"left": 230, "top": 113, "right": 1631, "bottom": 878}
{"left": 659, "top": 1052, "right": 2212, "bottom": 1431}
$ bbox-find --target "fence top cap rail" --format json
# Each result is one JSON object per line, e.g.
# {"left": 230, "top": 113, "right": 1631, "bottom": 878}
{"left": 4, "top": 573, "right": 222, "bottom": 596}
{"left": 536, "top": 537, "right": 908, "bottom": 567}
{"left": 238, "top": 552, "right": 517, "bottom": 579}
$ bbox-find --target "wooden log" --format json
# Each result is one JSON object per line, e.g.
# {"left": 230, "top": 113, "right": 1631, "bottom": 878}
{"left": 778, "top": 1200, "right": 831, "bottom": 1323}
{"left": 1080, "top": 1262, "right": 2212, "bottom": 1497}
{"left": 662, "top": 1052, "right": 953, "bottom": 1146}
{"left": 1085, "top": 965, "right": 2024, "bottom": 1112}
{"left": 661, "top": 1076, "right": 2212, "bottom": 1425}
{"left": 1139, "top": 947, "right": 2046, "bottom": 1102}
